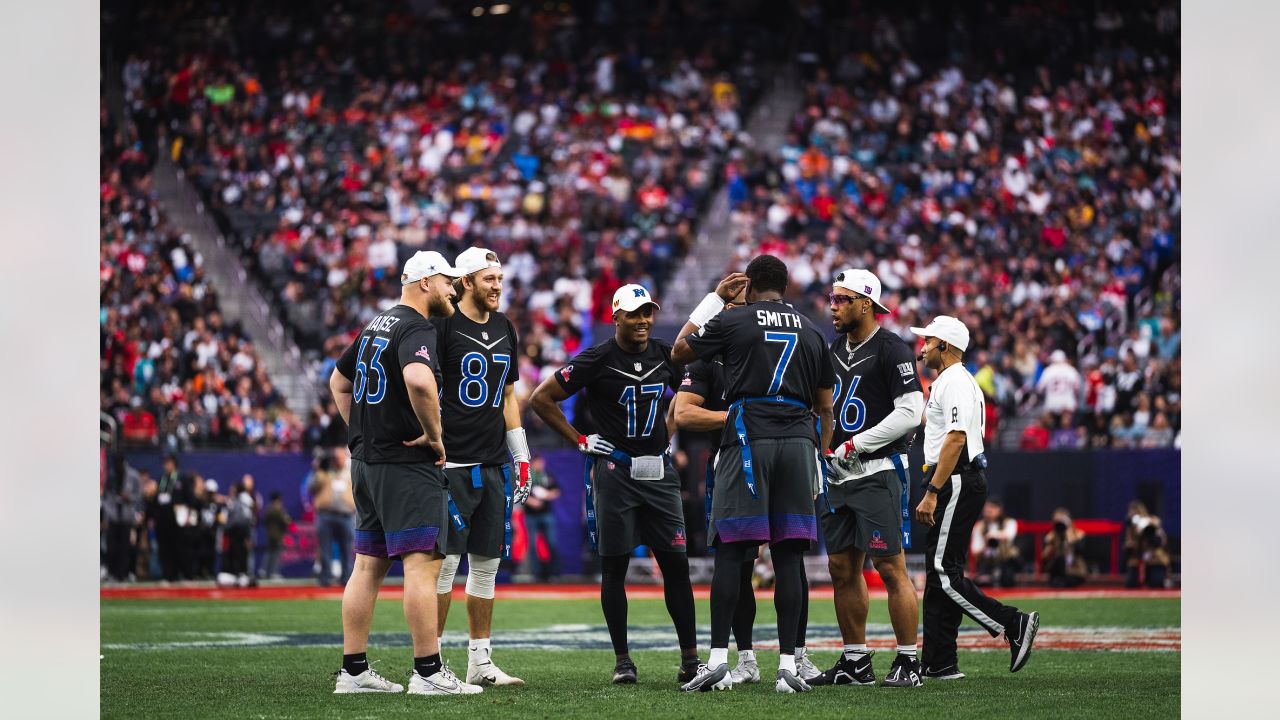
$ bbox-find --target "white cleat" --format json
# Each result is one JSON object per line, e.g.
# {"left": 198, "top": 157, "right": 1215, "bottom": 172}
{"left": 407, "top": 665, "right": 484, "bottom": 696}
{"left": 729, "top": 652, "right": 760, "bottom": 685}
{"left": 795, "top": 650, "right": 822, "bottom": 682}
{"left": 680, "top": 663, "right": 733, "bottom": 692}
{"left": 467, "top": 657, "right": 525, "bottom": 686}
{"left": 333, "top": 668, "right": 404, "bottom": 694}
{"left": 775, "top": 669, "right": 812, "bottom": 693}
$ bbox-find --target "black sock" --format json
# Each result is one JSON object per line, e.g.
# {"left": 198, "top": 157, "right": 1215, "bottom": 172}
{"left": 732, "top": 554, "right": 756, "bottom": 651}
{"left": 343, "top": 652, "right": 369, "bottom": 676}
{"left": 772, "top": 541, "right": 806, "bottom": 656}
{"left": 797, "top": 563, "right": 810, "bottom": 648}
{"left": 710, "top": 542, "right": 751, "bottom": 649}
{"left": 600, "top": 554, "right": 631, "bottom": 656}
{"left": 653, "top": 550, "right": 698, "bottom": 654}
{"left": 414, "top": 653, "right": 442, "bottom": 678}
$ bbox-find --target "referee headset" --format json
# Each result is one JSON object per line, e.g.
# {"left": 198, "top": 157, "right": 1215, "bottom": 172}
{"left": 917, "top": 338, "right": 948, "bottom": 363}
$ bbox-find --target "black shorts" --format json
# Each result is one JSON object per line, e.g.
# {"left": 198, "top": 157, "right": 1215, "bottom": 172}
{"left": 351, "top": 458, "right": 449, "bottom": 559}
{"left": 708, "top": 437, "right": 819, "bottom": 547}
{"left": 820, "top": 468, "right": 903, "bottom": 556}
{"left": 590, "top": 456, "right": 687, "bottom": 557}
{"left": 442, "top": 464, "right": 511, "bottom": 558}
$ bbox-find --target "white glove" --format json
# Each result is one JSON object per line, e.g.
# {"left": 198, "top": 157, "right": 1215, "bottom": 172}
{"left": 828, "top": 437, "right": 866, "bottom": 478}
{"left": 577, "top": 434, "right": 616, "bottom": 457}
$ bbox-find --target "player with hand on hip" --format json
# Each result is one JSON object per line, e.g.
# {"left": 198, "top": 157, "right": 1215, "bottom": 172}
{"left": 672, "top": 256, "right": 835, "bottom": 694}
{"left": 328, "top": 251, "right": 482, "bottom": 696}
{"left": 529, "top": 284, "right": 700, "bottom": 686}
{"left": 911, "top": 316, "right": 1040, "bottom": 681}
{"left": 810, "top": 269, "right": 923, "bottom": 689}
{"left": 431, "top": 247, "right": 529, "bottom": 687}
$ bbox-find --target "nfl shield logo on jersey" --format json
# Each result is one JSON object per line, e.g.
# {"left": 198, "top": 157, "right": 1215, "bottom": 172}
{"left": 482, "top": 331, "right": 490, "bottom": 341}
{"left": 634, "top": 362, "right": 642, "bottom": 371}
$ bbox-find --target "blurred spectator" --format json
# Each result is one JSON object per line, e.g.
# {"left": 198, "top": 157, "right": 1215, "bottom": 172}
{"left": 263, "top": 491, "right": 292, "bottom": 580}
{"left": 970, "top": 498, "right": 1020, "bottom": 588}
{"left": 309, "top": 450, "right": 355, "bottom": 586}
{"left": 102, "top": 463, "right": 143, "bottom": 581}
{"left": 221, "top": 480, "right": 258, "bottom": 586}
{"left": 521, "top": 456, "right": 562, "bottom": 582}
{"left": 149, "top": 454, "right": 186, "bottom": 580}
{"left": 1037, "top": 350, "right": 1083, "bottom": 415}
{"left": 1042, "top": 508, "right": 1088, "bottom": 588}
{"left": 1124, "top": 501, "right": 1171, "bottom": 588}
{"left": 1020, "top": 415, "right": 1050, "bottom": 451}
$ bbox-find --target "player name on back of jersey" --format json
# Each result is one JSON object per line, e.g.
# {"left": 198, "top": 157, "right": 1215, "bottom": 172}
{"left": 364, "top": 314, "right": 403, "bottom": 334}
{"left": 755, "top": 308, "right": 805, "bottom": 328}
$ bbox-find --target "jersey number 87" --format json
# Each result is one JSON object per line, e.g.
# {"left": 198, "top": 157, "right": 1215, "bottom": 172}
{"left": 459, "top": 352, "right": 512, "bottom": 408}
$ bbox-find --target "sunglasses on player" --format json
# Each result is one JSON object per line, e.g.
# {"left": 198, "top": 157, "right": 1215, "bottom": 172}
{"left": 828, "top": 293, "right": 865, "bottom": 307}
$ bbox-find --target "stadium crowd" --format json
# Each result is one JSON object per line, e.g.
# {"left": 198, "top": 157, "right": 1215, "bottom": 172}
{"left": 719, "top": 2, "right": 1180, "bottom": 448}
{"left": 101, "top": 102, "right": 305, "bottom": 451}
{"left": 115, "top": 0, "right": 776, "bottom": 438}
{"left": 105, "top": 1, "right": 1180, "bottom": 451}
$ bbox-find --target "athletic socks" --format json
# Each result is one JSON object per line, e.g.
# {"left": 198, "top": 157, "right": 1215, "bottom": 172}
{"left": 469, "top": 638, "right": 491, "bottom": 662}
{"left": 600, "top": 554, "right": 632, "bottom": 656}
{"left": 843, "top": 643, "right": 869, "bottom": 660}
{"left": 414, "top": 653, "right": 442, "bottom": 678}
{"left": 342, "top": 652, "right": 369, "bottom": 676}
{"left": 709, "top": 647, "right": 729, "bottom": 667}
{"left": 778, "top": 654, "right": 797, "bottom": 674}
{"left": 896, "top": 645, "right": 918, "bottom": 658}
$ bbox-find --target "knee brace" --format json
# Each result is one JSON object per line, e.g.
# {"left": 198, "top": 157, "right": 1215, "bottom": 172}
{"left": 464, "top": 554, "right": 500, "bottom": 599}
{"left": 437, "top": 553, "right": 461, "bottom": 594}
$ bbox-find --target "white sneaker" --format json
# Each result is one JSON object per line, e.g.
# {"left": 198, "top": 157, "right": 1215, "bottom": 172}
{"left": 408, "top": 665, "right": 484, "bottom": 696}
{"left": 467, "top": 656, "right": 525, "bottom": 686}
{"left": 333, "top": 668, "right": 404, "bottom": 694}
{"left": 729, "top": 651, "right": 760, "bottom": 684}
{"left": 795, "top": 650, "right": 822, "bottom": 681}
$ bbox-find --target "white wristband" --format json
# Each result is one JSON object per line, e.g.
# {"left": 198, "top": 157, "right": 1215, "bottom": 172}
{"left": 505, "top": 427, "right": 530, "bottom": 463}
{"left": 688, "top": 292, "right": 726, "bottom": 328}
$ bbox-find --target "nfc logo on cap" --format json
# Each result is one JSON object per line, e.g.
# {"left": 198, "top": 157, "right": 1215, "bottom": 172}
{"left": 633, "top": 288, "right": 646, "bottom": 298}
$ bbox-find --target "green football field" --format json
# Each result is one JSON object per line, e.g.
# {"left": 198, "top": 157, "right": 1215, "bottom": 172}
{"left": 101, "top": 592, "right": 1180, "bottom": 719}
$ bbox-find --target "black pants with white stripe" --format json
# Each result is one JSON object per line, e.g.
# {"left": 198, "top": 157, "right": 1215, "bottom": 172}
{"left": 922, "top": 470, "right": 1021, "bottom": 670}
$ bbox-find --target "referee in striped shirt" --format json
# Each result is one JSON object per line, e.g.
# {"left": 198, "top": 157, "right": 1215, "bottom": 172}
{"left": 910, "top": 316, "right": 1040, "bottom": 680}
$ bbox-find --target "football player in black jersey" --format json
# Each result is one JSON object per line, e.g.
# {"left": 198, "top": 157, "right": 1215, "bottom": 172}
{"left": 809, "top": 269, "right": 925, "bottom": 689}
{"left": 329, "top": 250, "right": 484, "bottom": 696}
{"left": 672, "top": 256, "right": 836, "bottom": 694}
{"left": 529, "top": 284, "right": 700, "bottom": 686}
{"left": 431, "top": 247, "right": 529, "bottom": 687}
{"left": 673, "top": 289, "right": 822, "bottom": 686}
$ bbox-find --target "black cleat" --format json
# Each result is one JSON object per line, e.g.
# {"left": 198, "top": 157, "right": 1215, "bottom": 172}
{"left": 1008, "top": 611, "right": 1041, "bottom": 673}
{"left": 677, "top": 657, "right": 702, "bottom": 683}
{"left": 807, "top": 651, "right": 876, "bottom": 686}
{"left": 612, "top": 658, "right": 638, "bottom": 684}
{"left": 921, "top": 664, "right": 965, "bottom": 681}
{"left": 881, "top": 654, "right": 923, "bottom": 688}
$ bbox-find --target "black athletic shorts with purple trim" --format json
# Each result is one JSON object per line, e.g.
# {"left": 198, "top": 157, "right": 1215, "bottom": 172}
{"left": 708, "top": 437, "right": 819, "bottom": 548}
{"left": 351, "top": 458, "right": 449, "bottom": 558}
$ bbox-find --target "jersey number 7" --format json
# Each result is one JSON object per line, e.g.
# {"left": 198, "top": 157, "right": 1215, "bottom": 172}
{"left": 764, "top": 331, "right": 798, "bottom": 395}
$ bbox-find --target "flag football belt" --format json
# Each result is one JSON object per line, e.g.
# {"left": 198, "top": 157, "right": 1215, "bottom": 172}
{"left": 888, "top": 453, "right": 912, "bottom": 549}
{"left": 727, "top": 395, "right": 833, "bottom": 512}
{"left": 582, "top": 448, "right": 668, "bottom": 551}
{"left": 448, "top": 464, "right": 513, "bottom": 560}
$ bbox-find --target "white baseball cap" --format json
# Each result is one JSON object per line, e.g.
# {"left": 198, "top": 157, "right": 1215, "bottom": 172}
{"left": 910, "top": 315, "right": 970, "bottom": 352}
{"left": 1050, "top": 349, "right": 1068, "bottom": 364}
{"left": 611, "top": 284, "right": 661, "bottom": 314}
{"left": 833, "top": 268, "right": 890, "bottom": 314}
{"left": 401, "top": 250, "right": 463, "bottom": 284}
{"left": 454, "top": 246, "right": 502, "bottom": 277}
